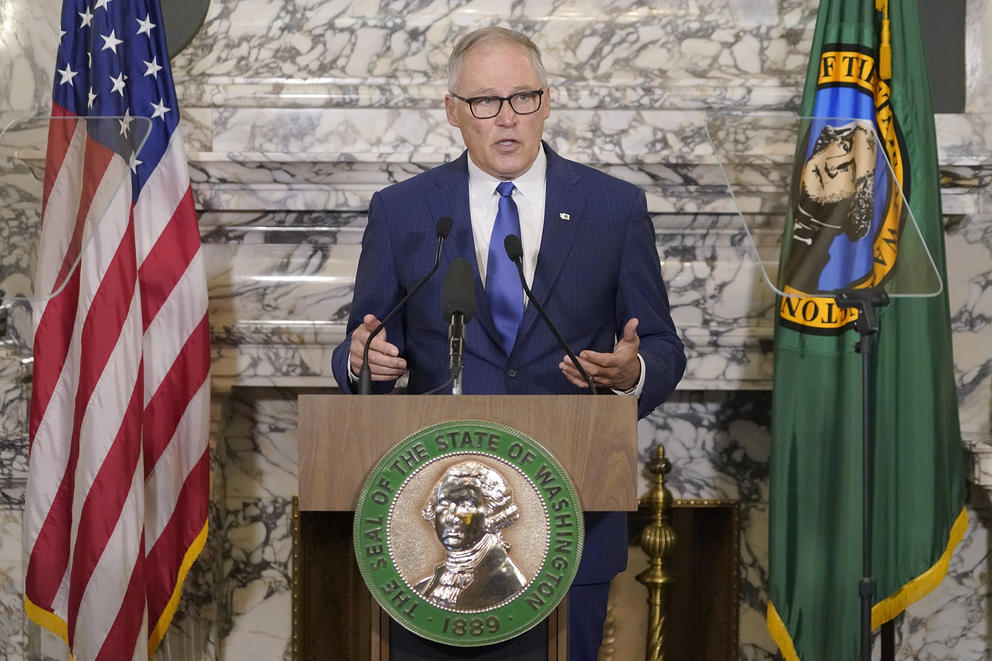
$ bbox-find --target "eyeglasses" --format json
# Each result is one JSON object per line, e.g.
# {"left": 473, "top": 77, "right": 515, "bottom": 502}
{"left": 450, "top": 90, "right": 545, "bottom": 119}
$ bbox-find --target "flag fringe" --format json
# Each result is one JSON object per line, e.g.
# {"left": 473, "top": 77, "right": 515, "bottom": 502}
{"left": 23, "top": 520, "right": 209, "bottom": 660}
{"left": 766, "top": 600, "right": 800, "bottom": 661}
{"left": 767, "top": 506, "right": 969, "bottom": 660}
{"left": 24, "top": 595, "right": 74, "bottom": 661}
{"left": 147, "top": 518, "right": 210, "bottom": 657}
{"left": 870, "top": 507, "right": 968, "bottom": 627}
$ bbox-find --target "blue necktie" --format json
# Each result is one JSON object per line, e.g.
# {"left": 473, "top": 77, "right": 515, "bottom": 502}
{"left": 486, "top": 182, "right": 524, "bottom": 354}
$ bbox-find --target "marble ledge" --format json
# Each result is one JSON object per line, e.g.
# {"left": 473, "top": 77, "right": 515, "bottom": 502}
{"left": 182, "top": 150, "right": 991, "bottom": 181}
{"left": 8, "top": 110, "right": 987, "bottom": 200}
{"left": 0, "top": 434, "right": 28, "bottom": 484}
{"left": 935, "top": 113, "right": 992, "bottom": 161}
{"left": 963, "top": 438, "right": 992, "bottom": 488}
{"left": 188, "top": 177, "right": 988, "bottom": 216}
{"left": 942, "top": 187, "right": 992, "bottom": 216}
{"left": 178, "top": 109, "right": 988, "bottom": 166}
{"left": 0, "top": 353, "right": 31, "bottom": 389}
{"left": 168, "top": 112, "right": 991, "bottom": 214}
{"left": 204, "top": 319, "right": 772, "bottom": 349}
{"left": 172, "top": 80, "right": 803, "bottom": 112}
{"left": 183, "top": 156, "right": 736, "bottom": 193}
{"left": 204, "top": 325, "right": 774, "bottom": 394}
{"left": 176, "top": 108, "right": 988, "bottom": 155}
{"left": 7, "top": 152, "right": 984, "bottom": 216}
{"left": 189, "top": 182, "right": 748, "bottom": 217}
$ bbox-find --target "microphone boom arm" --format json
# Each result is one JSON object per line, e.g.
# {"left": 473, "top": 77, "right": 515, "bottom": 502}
{"left": 509, "top": 258, "right": 598, "bottom": 395}
{"left": 358, "top": 218, "right": 451, "bottom": 394}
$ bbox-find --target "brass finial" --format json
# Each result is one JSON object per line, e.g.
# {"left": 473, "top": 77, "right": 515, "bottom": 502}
{"left": 636, "top": 444, "right": 677, "bottom": 661}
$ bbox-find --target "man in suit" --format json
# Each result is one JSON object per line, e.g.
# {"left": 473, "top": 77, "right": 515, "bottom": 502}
{"left": 332, "top": 26, "right": 685, "bottom": 660}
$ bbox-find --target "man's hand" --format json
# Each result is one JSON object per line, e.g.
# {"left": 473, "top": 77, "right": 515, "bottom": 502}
{"left": 349, "top": 314, "right": 408, "bottom": 381}
{"left": 559, "top": 318, "right": 641, "bottom": 391}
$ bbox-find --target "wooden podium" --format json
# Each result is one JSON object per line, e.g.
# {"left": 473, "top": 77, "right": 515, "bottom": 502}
{"left": 296, "top": 394, "right": 638, "bottom": 661}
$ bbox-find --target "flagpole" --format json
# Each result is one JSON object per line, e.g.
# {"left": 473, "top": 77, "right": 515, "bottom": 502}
{"left": 835, "top": 287, "right": 890, "bottom": 661}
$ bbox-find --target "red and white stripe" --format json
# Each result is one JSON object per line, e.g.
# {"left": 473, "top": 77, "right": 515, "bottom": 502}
{"left": 24, "top": 109, "right": 210, "bottom": 660}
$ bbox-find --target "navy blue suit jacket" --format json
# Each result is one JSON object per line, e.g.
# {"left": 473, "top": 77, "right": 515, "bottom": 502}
{"left": 332, "top": 144, "right": 686, "bottom": 583}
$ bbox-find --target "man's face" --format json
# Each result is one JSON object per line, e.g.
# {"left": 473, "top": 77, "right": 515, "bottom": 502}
{"left": 801, "top": 124, "right": 876, "bottom": 204}
{"left": 444, "top": 39, "right": 551, "bottom": 180}
{"left": 433, "top": 478, "right": 487, "bottom": 551}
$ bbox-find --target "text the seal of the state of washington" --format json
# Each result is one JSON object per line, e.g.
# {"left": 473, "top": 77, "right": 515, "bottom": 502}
{"left": 353, "top": 419, "right": 584, "bottom": 646}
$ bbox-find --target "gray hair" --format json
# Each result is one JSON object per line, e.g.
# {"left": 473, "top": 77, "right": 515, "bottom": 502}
{"left": 447, "top": 27, "right": 548, "bottom": 94}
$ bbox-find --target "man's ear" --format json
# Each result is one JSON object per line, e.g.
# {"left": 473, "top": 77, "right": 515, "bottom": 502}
{"left": 445, "top": 95, "right": 460, "bottom": 128}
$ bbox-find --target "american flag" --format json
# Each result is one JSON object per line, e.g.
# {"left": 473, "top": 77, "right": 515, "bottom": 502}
{"left": 23, "top": 0, "right": 210, "bottom": 658}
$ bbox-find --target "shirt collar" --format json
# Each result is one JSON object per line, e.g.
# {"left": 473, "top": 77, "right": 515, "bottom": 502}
{"left": 467, "top": 144, "right": 548, "bottom": 202}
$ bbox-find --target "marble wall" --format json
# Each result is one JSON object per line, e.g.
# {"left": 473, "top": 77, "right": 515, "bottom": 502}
{"left": 1, "top": 0, "right": 990, "bottom": 659}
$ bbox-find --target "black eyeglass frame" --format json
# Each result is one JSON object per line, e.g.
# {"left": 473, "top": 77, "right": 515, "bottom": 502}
{"left": 450, "top": 89, "right": 545, "bottom": 119}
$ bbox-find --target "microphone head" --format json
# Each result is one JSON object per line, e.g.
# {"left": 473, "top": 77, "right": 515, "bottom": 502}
{"left": 441, "top": 258, "right": 476, "bottom": 323}
{"left": 436, "top": 216, "right": 453, "bottom": 239}
{"left": 504, "top": 234, "right": 523, "bottom": 263}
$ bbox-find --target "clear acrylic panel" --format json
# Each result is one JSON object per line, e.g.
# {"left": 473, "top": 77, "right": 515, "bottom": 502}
{"left": 0, "top": 114, "right": 152, "bottom": 304}
{"left": 704, "top": 111, "right": 942, "bottom": 299}
{"left": 0, "top": 114, "right": 151, "bottom": 352}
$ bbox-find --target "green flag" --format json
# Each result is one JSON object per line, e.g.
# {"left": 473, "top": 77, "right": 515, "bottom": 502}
{"left": 767, "top": 1, "right": 967, "bottom": 660}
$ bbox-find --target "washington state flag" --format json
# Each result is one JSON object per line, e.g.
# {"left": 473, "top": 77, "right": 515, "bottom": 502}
{"left": 767, "top": 1, "right": 967, "bottom": 660}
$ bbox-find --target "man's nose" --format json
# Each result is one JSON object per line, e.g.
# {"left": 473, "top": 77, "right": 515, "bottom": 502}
{"left": 495, "top": 100, "right": 518, "bottom": 125}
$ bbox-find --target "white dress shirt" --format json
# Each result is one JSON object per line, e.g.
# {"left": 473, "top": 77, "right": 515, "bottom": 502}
{"left": 466, "top": 144, "right": 546, "bottom": 291}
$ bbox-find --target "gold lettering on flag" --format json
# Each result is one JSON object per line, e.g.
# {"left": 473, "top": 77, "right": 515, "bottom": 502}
{"left": 779, "top": 286, "right": 861, "bottom": 329}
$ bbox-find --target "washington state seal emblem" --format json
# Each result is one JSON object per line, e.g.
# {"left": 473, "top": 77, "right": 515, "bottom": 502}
{"left": 353, "top": 419, "right": 584, "bottom": 646}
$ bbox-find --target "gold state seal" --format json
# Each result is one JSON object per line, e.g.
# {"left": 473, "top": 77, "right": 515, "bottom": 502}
{"left": 353, "top": 419, "right": 584, "bottom": 646}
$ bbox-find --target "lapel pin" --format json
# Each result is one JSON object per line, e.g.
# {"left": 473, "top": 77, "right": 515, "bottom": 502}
{"left": 559, "top": 212, "right": 570, "bottom": 221}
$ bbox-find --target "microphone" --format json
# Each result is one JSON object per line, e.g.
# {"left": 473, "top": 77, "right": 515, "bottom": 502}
{"left": 503, "top": 235, "right": 598, "bottom": 394}
{"left": 357, "top": 216, "right": 453, "bottom": 394}
{"left": 441, "top": 258, "right": 476, "bottom": 391}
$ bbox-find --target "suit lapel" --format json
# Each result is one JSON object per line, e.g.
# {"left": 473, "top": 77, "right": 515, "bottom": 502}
{"left": 516, "top": 146, "right": 585, "bottom": 346}
{"left": 426, "top": 153, "right": 504, "bottom": 348}
{"left": 428, "top": 147, "right": 589, "bottom": 355}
